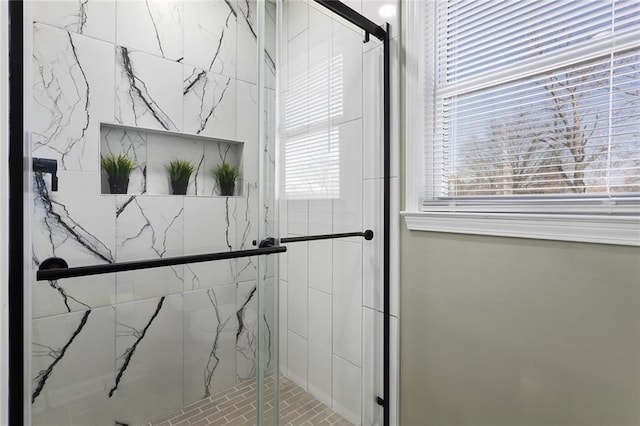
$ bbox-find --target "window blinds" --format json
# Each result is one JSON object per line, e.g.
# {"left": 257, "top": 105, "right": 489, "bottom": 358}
{"left": 424, "top": 0, "right": 640, "bottom": 208}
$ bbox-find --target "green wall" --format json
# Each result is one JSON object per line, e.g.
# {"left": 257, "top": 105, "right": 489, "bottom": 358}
{"left": 400, "top": 229, "right": 640, "bottom": 425}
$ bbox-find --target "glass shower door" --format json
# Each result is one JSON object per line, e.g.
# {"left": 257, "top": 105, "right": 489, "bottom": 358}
{"left": 26, "top": 0, "right": 280, "bottom": 425}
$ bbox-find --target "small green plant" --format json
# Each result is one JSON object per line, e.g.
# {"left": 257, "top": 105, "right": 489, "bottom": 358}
{"left": 213, "top": 162, "right": 239, "bottom": 196}
{"left": 213, "top": 162, "right": 239, "bottom": 184}
{"left": 101, "top": 153, "right": 136, "bottom": 178}
{"left": 167, "top": 159, "right": 195, "bottom": 183}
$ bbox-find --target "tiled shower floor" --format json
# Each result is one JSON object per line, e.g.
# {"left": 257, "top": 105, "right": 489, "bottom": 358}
{"left": 143, "top": 376, "right": 353, "bottom": 426}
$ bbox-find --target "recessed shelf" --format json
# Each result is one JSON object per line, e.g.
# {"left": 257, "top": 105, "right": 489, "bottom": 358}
{"left": 100, "top": 122, "right": 243, "bottom": 197}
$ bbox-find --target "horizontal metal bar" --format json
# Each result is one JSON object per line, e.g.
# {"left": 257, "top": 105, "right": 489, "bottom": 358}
{"left": 280, "top": 230, "right": 374, "bottom": 244}
{"left": 36, "top": 246, "right": 287, "bottom": 281}
{"left": 313, "top": 0, "right": 386, "bottom": 41}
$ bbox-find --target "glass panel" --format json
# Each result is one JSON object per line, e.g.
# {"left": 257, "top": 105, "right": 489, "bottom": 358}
{"left": 26, "top": 1, "right": 278, "bottom": 425}
{"left": 278, "top": 1, "right": 386, "bottom": 425}
{"left": 257, "top": 0, "right": 280, "bottom": 424}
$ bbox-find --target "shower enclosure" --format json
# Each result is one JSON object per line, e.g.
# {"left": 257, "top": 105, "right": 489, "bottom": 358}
{"left": 8, "top": 0, "right": 392, "bottom": 424}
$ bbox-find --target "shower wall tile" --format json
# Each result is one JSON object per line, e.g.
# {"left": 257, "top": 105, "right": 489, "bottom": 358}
{"left": 308, "top": 199, "right": 333, "bottom": 234}
{"left": 279, "top": 280, "right": 289, "bottom": 375}
{"left": 287, "top": 200, "right": 309, "bottom": 235}
{"left": 112, "top": 295, "right": 184, "bottom": 425}
{"left": 307, "top": 289, "right": 332, "bottom": 406}
{"left": 285, "top": 30, "right": 308, "bottom": 131}
{"left": 236, "top": 82, "right": 259, "bottom": 183}
{"left": 33, "top": 0, "right": 116, "bottom": 42}
{"left": 184, "top": 0, "right": 237, "bottom": 78}
{"left": 236, "top": 281, "right": 259, "bottom": 381}
{"left": 332, "top": 355, "right": 362, "bottom": 425}
{"left": 183, "top": 286, "right": 238, "bottom": 403}
{"left": 183, "top": 197, "right": 236, "bottom": 290}
{"left": 262, "top": 276, "right": 278, "bottom": 375}
{"left": 235, "top": 182, "right": 259, "bottom": 282}
{"left": 115, "top": 47, "right": 183, "bottom": 132}
{"left": 287, "top": 0, "right": 308, "bottom": 41}
{"left": 363, "top": 178, "right": 383, "bottom": 311}
{"left": 363, "top": 40, "right": 400, "bottom": 179}
{"left": 115, "top": 196, "right": 185, "bottom": 303}
{"left": 287, "top": 241, "right": 308, "bottom": 338}
{"left": 332, "top": 241, "right": 362, "bottom": 367}
{"left": 31, "top": 307, "right": 115, "bottom": 426}
{"left": 236, "top": 25, "right": 258, "bottom": 85}
{"left": 116, "top": 0, "right": 183, "bottom": 61}
{"left": 32, "top": 24, "right": 114, "bottom": 172}
{"left": 362, "top": 45, "right": 383, "bottom": 180}
{"left": 183, "top": 67, "right": 237, "bottom": 140}
{"left": 332, "top": 20, "right": 363, "bottom": 125}
{"left": 308, "top": 240, "right": 332, "bottom": 294}
{"left": 362, "top": 307, "right": 382, "bottom": 425}
{"left": 287, "top": 330, "right": 308, "bottom": 389}
{"left": 100, "top": 127, "right": 147, "bottom": 195}
{"left": 32, "top": 171, "right": 116, "bottom": 318}
{"left": 333, "top": 119, "right": 363, "bottom": 236}
{"left": 30, "top": 0, "right": 269, "bottom": 423}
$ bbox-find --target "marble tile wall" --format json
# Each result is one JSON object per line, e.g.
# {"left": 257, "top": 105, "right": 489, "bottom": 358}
{"left": 29, "top": 1, "right": 276, "bottom": 425}
{"left": 280, "top": 1, "right": 400, "bottom": 424}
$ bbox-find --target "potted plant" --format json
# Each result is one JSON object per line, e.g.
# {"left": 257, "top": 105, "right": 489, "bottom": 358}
{"left": 213, "top": 162, "right": 238, "bottom": 196}
{"left": 167, "top": 159, "right": 195, "bottom": 195}
{"left": 101, "top": 153, "right": 135, "bottom": 194}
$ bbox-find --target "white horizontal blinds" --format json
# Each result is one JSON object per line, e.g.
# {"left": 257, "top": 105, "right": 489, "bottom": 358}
{"left": 284, "top": 42, "right": 342, "bottom": 200}
{"left": 425, "top": 0, "right": 640, "bottom": 203}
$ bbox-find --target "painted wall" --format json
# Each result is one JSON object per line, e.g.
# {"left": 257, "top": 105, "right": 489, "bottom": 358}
{"left": 27, "top": 1, "right": 275, "bottom": 425}
{"left": 280, "top": 1, "right": 400, "bottom": 424}
{"left": 400, "top": 230, "right": 640, "bottom": 425}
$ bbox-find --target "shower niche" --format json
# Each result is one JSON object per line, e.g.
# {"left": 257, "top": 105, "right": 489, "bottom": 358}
{"left": 100, "top": 122, "right": 243, "bottom": 197}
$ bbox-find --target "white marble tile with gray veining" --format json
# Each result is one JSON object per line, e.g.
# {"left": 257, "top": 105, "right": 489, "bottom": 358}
{"left": 184, "top": 286, "right": 238, "bottom": 403}
{"left": 116, "top": 0, "right": 183, "bottom": 61}
{"left": 183, "top": 0, "right": 237, "bottom": 78}
{"left": 32, "top": 23, "right": 114, "bottom": 172}
{"left": 115, "top": 196, "right": 185, "bottom": 303}
{"left": 183, "top": 67, "right": 237, "bottom": 140}
{"left": 115, "top": 47, "right": 183, "bottom": 132}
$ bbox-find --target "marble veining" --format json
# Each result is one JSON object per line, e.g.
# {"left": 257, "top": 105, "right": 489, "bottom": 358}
{"left": 203, "top": 288, "right": 235, "bottom": 398}
{"left": 32, "top": 310, "right": 92, "bottom": 403}
{"left": 236, "top": 284, "right": 258, "bottom": 380}
{"left": 116, "top": 47, "right": 179, "bottom": 131}
{"left": 32, "top": 24, "right": 114, "bottom": 171}
{"left": 30, "top": 0, "right": 272, "bottom": 423}
{"left": 34, "top": 173, "right": 114, "bottom": 264}
{"left": 183, "top": 67, "right": 234, "bottom": 137}
{"left": 110, "top": 297, "right": 165, "bottom": 397}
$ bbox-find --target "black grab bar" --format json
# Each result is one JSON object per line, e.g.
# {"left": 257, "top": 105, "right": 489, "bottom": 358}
{"left": 281, "top": 230, "right": 374, "bottom": 243}
{"left": 257, "top": 230, "right": 374, "bottom": 248}
{"left": 36, "top": 246, "right": 287, "bottom": 281}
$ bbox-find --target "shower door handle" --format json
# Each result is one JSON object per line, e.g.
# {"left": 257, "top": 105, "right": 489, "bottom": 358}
{"left": 257, "top": 229, "right": 374, "bottom": 247}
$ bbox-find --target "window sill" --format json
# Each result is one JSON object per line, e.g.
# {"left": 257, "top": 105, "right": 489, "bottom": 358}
{"left": 401, "top": 211, "right": 640, "bottom": 246}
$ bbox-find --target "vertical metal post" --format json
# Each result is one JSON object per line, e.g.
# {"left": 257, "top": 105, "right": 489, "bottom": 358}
{"left": 382, "top": 22, "right": 391, "bottom": 426}
{"left": 8, "top": 0, "right": 25, "bottom": 424}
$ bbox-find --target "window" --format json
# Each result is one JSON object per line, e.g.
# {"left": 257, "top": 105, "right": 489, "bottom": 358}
{"left": 403, "top": 0, "right": 640, "bottom": 245}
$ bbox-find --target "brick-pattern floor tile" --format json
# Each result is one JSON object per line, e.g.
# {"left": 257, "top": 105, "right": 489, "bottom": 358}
{"left": 142, "top": 376, "right": 352, "bottom": 426}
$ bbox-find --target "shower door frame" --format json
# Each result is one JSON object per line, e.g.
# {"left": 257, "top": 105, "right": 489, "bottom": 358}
{"left": 8, "top": 0, "right": 26, "bottom": 424}
{"left": 308, "top": 2, "right": 392, "bottom": 424}
{"left": 8, "top": 0, "right": 392, "bottom": 424}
